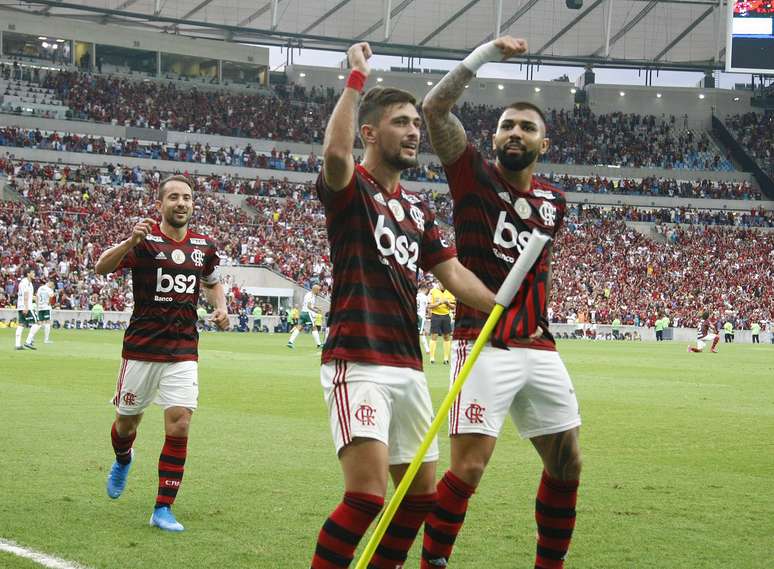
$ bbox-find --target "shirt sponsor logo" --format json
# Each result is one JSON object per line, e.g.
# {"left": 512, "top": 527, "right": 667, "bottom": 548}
{"left": 494, "top": 211, "right": 533, "bottom": 253}
{"left": 146, "top": 234, "right": 164, "bottom": 243}
{"left": 189, "top": 238, "right": 207, "bottom": 245}
{"left": 154, "top": 295, "right": 174, "bottom": 302}
{"left": 401, "top": 190, "right": 421, "bottom": 204}
{"left": 533, "top": 189, "right": 555, "bottom": 200}
{"left": 374, "top": 215, "right": 419, "bottom": 272}
{"left": 155, "top": 251, "right": 168, "bottom": 260}
{"left": 498, "top": 191, "right": 512, "bottom": 205}
{"left": 373, "top": 192, "right": 386, "bottom": 205}
{"left": 156, "top": 268, "right": 197, "bottom": 294}
{"left": 171, "top": 249, "right": 186, "bottom": 264}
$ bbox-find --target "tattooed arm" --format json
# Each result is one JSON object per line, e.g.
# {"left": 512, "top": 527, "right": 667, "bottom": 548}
{"left": 422, "top": 36, "right": 528, "bottom": 166}
{"left": 421, "top": 65, "right": 474, "bottom": 166}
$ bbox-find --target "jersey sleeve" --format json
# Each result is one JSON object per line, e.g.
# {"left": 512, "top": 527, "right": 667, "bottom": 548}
{"left": 201, "top": 245, "right": 220, "bottom": 285}
{"left": 116, "top": 243, "right": 141, "bottom": 271}
{"left": 442, "top": 143, "right": 480, "bottom": 201}
{"left": 418, "top": 207, "right": 457, "bottom": 271}
{"left": 316, "top": 170, "right": 356, "bottom": 211}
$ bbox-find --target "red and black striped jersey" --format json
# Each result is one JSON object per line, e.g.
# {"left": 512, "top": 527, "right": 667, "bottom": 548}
{"left": 116, "top": 224, "right": 219, "bottom": 362}
{"left": 697, "top": 318, "right": 716, "bottom": 339}
{"left": 317, "top": 164, "right": 456, "bottom": 371}
{"left": 444, "top": 144, "right": 566, "bottom": 351}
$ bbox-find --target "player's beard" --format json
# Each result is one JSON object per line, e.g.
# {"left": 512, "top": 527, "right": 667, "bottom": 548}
{"left": 384, "top": 147, "right": 419, "bottom": 171}
{"left": 496, "top": 144, "right": 539, "bottom": 172}
{"left": 165, "top": 209, "right": 191, "bottom": 228}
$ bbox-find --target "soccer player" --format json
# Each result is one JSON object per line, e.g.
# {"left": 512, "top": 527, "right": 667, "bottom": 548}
{"left": 417, "top": 284, "right": 431, "bottom": 355}
{"left": 420, "top": 36, "right": 583, "bottom": 569}
{"left": 36, "top": 280, "right": 55, "bottom": 344}
{"left": 688, "top": 311, "right": 720, "bottom": 353}
{"left": 15, "top": 267, "right": 41, "bottom": 350}
{"left": 428, "top": 281, "right": 456, "bottom": 364}
{"left": 288, "top": 284, "right": 322, "bottom": 349}
{"left": 310, "top": 42, "right": 496, "bottom": 569}
{"left": 94, "top": 175, "right": 229, "bottom": 532}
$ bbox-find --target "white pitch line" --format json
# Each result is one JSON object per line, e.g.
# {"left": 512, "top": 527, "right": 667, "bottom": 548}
{"left": 0, "top": 538, "right": 92, "bottom": 569}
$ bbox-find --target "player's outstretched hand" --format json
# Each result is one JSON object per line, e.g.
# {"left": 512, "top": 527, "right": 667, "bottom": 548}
{"left": 493, "top": 36, "right": 528, "bottom": 60}
{"left": 347, "top": 42, "right": 373, "bottom": 76}
{"left": 210, "top": 309, "right": 230, "bottom": 331}
{"left": 130, "top": 217, "right": 155, "bottom": 246}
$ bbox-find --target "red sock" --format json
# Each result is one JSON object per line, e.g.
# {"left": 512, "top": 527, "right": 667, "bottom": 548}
{"left": 155, "top": 435, "right": 187, "bottom": 508}
{"left": 312, "top": 492, "right": 384, "bottom": 568}
{"left": 535, "top": 471, "right": 579, "bottom": 569}
{"left": 420, "top": 471, "right": 476, "bottom": 568}
{"left": 368, "top": 493, "right": 436, "bottom": 569}
{"left": 711, "top": 336, "right": 720, "bottom": 350}
{"left": 110, "top": 422, "right": 136, "bottom": 465}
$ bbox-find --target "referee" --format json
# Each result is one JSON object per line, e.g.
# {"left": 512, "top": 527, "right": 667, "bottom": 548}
{"left": 428, "top": 282, "right": 455, "bottom": 364}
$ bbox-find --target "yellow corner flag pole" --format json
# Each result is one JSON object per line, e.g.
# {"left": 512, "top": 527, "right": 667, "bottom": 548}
{"left": 355, "top": 229, "right": 551, "bottom": 569}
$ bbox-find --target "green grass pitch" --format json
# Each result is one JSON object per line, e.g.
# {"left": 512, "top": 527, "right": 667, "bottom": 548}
{"left": 1, "top": 330, "right": 772, "bottom": 568}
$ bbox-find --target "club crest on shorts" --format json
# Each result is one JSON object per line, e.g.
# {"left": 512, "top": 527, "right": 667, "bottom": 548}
{"left": 464, "top": 402, "right": 486, "bottom": 424}
{"left": 355, "top": 403, "right": 377, "bottom": 426}
{"left": 122, "top": 392, "right": 137, "bottom": 406}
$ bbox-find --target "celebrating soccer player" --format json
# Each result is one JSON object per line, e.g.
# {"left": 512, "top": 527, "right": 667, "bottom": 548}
{"left": 419, "top": 36, "right": 583, "bottom": 568}
{"left": 309, "top": 42, "right": 496, "bottom": 569}
{"left": 95, "top": 175, "right": 229, "bottom": 532}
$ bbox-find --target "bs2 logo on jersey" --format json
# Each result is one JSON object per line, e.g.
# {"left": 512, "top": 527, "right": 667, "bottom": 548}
{"left": 373, "top": 215, "right": 419, "bottom": 271}
{"left": 155, "top": 268, "right": 197, "bottom": 302}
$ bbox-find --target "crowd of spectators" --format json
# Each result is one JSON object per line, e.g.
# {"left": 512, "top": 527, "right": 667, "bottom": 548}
{"left": 568, "top": 203, "right": 773, "bottom": 228}
{"left": 2, "top": 169, "right": 771, "bottom": 330}
{"left": 0, "top": 63, "right": 738, "bottom": 171}
{"left": 725, "top": 112, "right": 774, "bottom": 176}
{"left": 552, "top": 214, "right": 773, "bottom": 329}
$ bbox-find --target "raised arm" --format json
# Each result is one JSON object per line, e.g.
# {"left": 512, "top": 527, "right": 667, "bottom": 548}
{"left": 94, "top": 217, "right": 154, "bottom": 275}
{"left": 322, "top": 42, "right": 373, "bottom": 191}
{"left": 422, "top": 36, "right": 528, "bottom": 165}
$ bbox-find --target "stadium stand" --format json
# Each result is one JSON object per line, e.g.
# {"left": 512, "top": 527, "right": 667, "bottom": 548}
{"left": 0, "top": 64, "right": 736, "bottom": 171}
{"left": 725, "top": 113, "right": 774, "bottom": 177}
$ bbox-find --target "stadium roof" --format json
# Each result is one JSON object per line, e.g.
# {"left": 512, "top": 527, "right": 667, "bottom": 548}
{"left": 17, "top": 0, "right": 728, "bottom": 71}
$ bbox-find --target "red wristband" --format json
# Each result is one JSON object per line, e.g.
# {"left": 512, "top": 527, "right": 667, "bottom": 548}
{"left": 346, "top": 69, "right": 367, "bottom": 93}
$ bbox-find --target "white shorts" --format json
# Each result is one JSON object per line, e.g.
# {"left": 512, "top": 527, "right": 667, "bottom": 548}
{"left": 696, "top": 334, "right": 717, "bottom": 350}
{"left": 111, "top": 358, "right": 199, "bottom": 415}
{"left": 448, "top": 340, "right": 581, "bottom": 439}
{"left": 321, "top": 360, "right": 439, "bottom": 465}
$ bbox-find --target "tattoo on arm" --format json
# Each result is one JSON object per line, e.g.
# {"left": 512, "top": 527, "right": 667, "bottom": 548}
{"left": 422, "top": 65, "right": 474, "bottom": 165}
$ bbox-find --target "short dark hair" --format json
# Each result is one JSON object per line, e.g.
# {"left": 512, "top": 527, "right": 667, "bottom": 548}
{"left": 358, "top": 87, "right": 417, "bottom": 129}
{"left": 503, "top": 101, "right": 548, "bottom": 134}
{"left": 158, "top": 174, "right": 194, "bottom": 200}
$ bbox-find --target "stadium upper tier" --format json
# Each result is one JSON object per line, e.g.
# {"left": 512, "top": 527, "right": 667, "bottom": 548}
{"left": 0, "top": 63, "right": 738, "bottom": 173}
{"left": 1, "top": 178, "right": 772, "bottom": 328}
{"left": 0, "top": 153, "right": 763, "bottom": 202}
{"left": 725, "top": 113, "right": 774, "bottom": 178}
